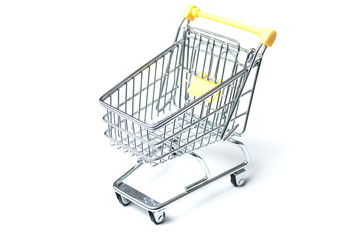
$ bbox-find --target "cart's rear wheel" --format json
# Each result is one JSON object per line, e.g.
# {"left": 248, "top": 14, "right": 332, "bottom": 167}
{"left": 148, "top": 211, "right": 165, "bottom": 225}
{"left": 230, "top": 168, "right": 246, "bottom": 187}
{"left": 115, "top": 192, "right": 131, "bottom": 206}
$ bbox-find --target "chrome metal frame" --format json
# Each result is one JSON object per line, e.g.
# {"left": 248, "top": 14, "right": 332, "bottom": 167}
{"left": 100, "top": 19, "right": 268, "bottom": 223}
{"left": 113, "top": 138, "right": 249, "bottom": 214}
{"left": 100, "top": 23, "right": 266, "bottom": 166}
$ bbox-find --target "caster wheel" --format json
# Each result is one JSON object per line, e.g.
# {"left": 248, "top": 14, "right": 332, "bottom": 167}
{"left": 115, "top": 192, "right": 131, "bottom": 206}
{"left": 231, "top": 168, "right": 246, "bottom": 187}
{"left": 148, "top": 211, "right": 165, "bottom": 225}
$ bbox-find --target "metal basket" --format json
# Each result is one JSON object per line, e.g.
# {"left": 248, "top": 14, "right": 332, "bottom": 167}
{"left": 100, "top": 26, "right": 266, "bottom": 166}
{"left": 99, "top": 5, "right": 276, "bottom": 224}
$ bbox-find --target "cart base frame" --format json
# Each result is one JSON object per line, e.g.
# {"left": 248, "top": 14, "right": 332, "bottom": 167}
{"left": 113, "top": 138, "right": 249, "bottom": 224}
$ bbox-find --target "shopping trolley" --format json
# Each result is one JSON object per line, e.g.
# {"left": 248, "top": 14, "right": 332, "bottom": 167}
{"left": 99, "top": 5, "right": 276, "bottom": 224}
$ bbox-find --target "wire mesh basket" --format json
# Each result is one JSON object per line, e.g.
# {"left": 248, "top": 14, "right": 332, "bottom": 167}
{"left": 99, "top": 5, "right": 276, "bottom": 224}
{"left": 100, "top": 26, "right": 267, "bottom": 166}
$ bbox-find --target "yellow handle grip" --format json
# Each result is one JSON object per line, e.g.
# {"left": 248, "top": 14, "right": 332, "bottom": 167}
{"left": 182, "top": 5, "right": 277, "bottom": 47}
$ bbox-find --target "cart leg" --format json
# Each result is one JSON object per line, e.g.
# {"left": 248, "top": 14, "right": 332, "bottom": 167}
{"left": 112, "top": 141, "right": 249, "bottom": 224}
{"left": 227, "top": 137, "right": 249, "bottom": 187}
{"left": 114, "top": 160, "right": 144, "bottom": 186}
{"left": 184, "top": 152, "right": 210, "bottom": 191}
{"left": 113, "top": 161, "right": 143, "bottom": 207}
{"left": 113, "top": 161, "right": 168, "bottom": 224}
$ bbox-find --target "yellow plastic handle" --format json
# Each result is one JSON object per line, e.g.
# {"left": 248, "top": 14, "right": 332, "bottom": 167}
{"left": 182, "top": 5, "right": 277, "bottom": 47}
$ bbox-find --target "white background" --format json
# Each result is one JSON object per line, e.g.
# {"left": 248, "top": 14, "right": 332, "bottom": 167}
{"left": 1, "top": 0, "right": 360, "bottom": 239}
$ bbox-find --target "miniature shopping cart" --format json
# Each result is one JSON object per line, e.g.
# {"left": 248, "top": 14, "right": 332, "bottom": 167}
{"left": 99, "top": 5, "right": 276, "bottom": 224}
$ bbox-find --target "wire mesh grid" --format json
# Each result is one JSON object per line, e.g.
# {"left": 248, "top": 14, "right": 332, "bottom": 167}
{"left": 100, "top": 26, "right": 264, "bottom": 166}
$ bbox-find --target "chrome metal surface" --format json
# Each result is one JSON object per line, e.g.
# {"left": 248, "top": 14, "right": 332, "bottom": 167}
{"left": 100, "top": 24, "right": 265, "bottom": 166}
{"left": 227, "top": 137, "right": 250, "bottom": 164}
{"left": 115, "top": 182, "right": 162, "bottom": 209}
{"left": 185, "top": 152, "right": 210, "bottom": 191}
{"left": 113, "top": 140, "right": 249, "bottom": 212}
{"left": 101, "top": 16, "right": 270, "bottom": 222}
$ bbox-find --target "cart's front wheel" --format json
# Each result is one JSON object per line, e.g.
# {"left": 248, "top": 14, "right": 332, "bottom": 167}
{"left": 148, "top": 211, "right": 165, "bottom": 225}
{"left": 231, "top": 168, "right": 246, "bottom": 187}
{"left": 115, "top": 192, "right": 131, "bottom": 206}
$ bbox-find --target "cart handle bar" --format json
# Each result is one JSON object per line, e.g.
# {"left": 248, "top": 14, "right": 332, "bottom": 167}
{"left": 182, "top": 5, "right": 277, "bottom": 47}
